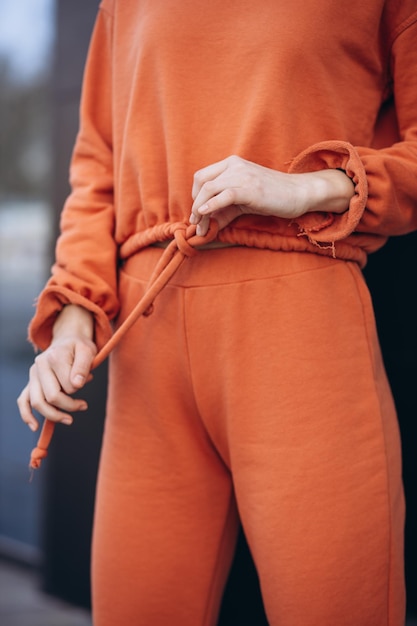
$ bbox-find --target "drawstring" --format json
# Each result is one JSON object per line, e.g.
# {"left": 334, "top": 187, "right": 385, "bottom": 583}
{"left": 29, "top": 221, "right": 219, "bottom": 471}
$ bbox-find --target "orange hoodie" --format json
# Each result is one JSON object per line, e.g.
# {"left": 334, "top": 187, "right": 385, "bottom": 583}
{"left": 29, "top": 0, "right": 417, "bottom": 351}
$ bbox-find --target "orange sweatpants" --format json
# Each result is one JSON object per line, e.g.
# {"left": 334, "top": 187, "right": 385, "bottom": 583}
{"left": 91, "top": 246, "right": 405, "bottom": 626}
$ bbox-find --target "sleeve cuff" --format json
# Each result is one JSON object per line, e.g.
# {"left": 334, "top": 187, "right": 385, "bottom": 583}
{"left": 288, "top": 140, "right": 369, "bottom": 243}
{"left": 28, "top": 286, "right": 114, "bottom": 352}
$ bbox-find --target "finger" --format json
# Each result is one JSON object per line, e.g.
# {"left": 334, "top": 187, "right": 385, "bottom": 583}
{"left": 35, "top": 341, "right": 94, "bottom": 396}
{"left": 196, "top": 205, "right": 243, "bottom": 236}
{"left": 19, "top": 382, "right": 76, "bottom": 427}
{"left": 33, "top": 356, "right": 70, "bottom": 405}
{"left": 191, "top": 157, "right": 229, "bottom": 201}
{"left": 30, "top": 363, "right": 87, "bottom": 421}
{"left": 195, "top": 187, "right": 246, "bottom": 220}
{"left": 196, "top": 215, "right": 211, "bottom": 237}
{"left": 34, "top": 344, "right": 75, "bottom": 396}
{"left": 70, "top": 341, "right": 97, "bottom": 389}
{"left": 209, "top": 205, "right": 243, "bottom": 231}
{"left": 17, "top": 384, "right": 39, "bottom": 432}
{"left": 190, "top": 183, "right": 234, "bottom": 227}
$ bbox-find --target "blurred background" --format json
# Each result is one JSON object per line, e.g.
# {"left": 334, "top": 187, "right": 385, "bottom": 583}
{"left": 0, "top": 0, "right": 52, "bottom": 564}
{"left": 0, "top": 1, "right": 416, "bottom": 624}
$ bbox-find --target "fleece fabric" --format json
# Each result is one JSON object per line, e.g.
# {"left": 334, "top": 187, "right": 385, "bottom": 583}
{"left": 25, "top": 3, "right": 412, "bottom": 623}
{"left": 92, "top": 246, "right": 405, "bottom": 626}
{"left": 28, "top": 0, "right": 417, "bottom": 351}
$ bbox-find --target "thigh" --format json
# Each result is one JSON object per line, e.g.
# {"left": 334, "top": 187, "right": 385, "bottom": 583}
{"left": 91, "top": 262, "right": 239, "bottom": 626}
{"left": 185, "top": 252, "right": 405, "bottom": 626}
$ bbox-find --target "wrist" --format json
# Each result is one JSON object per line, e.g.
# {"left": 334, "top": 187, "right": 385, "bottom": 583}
{"left": 52, "top": 304, "right": 95, "bottom": 342}
{"left": 305, "top": 169, "right": 355, "bottom": 214}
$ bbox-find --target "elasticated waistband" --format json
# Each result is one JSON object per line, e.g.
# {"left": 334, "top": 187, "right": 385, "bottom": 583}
{"left": 123, "top": 242, "right": 341, "bottom": 289}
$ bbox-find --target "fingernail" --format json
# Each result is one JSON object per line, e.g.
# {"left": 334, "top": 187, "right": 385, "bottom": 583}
{"left": 189, "top": 213, "right": 197, "bottom": 224}
{"left": 28, "top": 423, "right": 37, "bottom": 432}
{"left": 74, "top": 374, "right": 85, "bottom": 385}
{"left": 199, "top": 204, "right": 209, "bottom": 214}
{"left": 79, "top": 402, "right": 88, "bottom": 411}
{"left": 62, "top": 418, "right": 73, "bottom": 426}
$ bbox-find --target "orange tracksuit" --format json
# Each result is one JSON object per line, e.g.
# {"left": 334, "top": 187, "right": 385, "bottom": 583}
{"left": 28, "top": 1, "right": 417, "bottom": 624}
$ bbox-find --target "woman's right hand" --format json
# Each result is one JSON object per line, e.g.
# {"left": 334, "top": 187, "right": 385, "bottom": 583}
{"left": 17, "top": 305, "right": 97, "bottom": 432}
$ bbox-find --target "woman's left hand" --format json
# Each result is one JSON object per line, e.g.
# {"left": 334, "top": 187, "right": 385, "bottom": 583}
{"left": 190, "top": 155, "right": 354, "bottom": 236}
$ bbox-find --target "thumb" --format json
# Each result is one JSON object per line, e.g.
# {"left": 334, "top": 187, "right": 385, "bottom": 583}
{"left": 70, "top": 342, "right": 96, "bottom": 389}
{"left": 212, "top": 205, "right": 243, "bottom": 231}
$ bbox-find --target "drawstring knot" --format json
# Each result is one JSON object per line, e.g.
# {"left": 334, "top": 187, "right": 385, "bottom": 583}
{"left": 29, "top": 220, "right": 219, "bottom": 471}
{"left": 174, "top": 228, "right": 199, "bottom": 257}
{"left": 30, "top": 446, "right": 48, "bottom": 469}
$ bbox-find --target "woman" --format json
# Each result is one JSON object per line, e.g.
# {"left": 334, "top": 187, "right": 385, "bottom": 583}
{"left": 18, "top": 1, "right": 417, "bottom": 624}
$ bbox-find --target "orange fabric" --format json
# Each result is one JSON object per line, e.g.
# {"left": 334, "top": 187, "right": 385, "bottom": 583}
{"left": 25, "top": 3, "right": 411, "bottom": 620}
{"left": 29, "top": 222, "right": 220, "bottom": 469}
{"left": 91, "top": 247, "right": 405, "bottom": 625}
{"left": 28, "top": 0, "right": 417, "bottom": 352}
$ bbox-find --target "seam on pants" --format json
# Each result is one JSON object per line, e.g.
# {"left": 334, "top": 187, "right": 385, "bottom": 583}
{"left": 345, "top": 261, "right": 393, "bottom": 626}
{"left": 181, "top": 287, "right": 231, "bottom": 469}
{"left": 180, "top": 287, "right": 238, "bottom": 625}
{"left": 167, "top": 253, "right": 341, "bottom": 289}
{"left": 180, "top": 286, "right": 203, "bottom": 424}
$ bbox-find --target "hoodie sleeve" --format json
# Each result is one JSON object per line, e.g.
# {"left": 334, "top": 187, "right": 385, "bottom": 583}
{"left": 29, "top": 3, "right": 117, "bottom": 352}
{"left": 288, "top": 10, "right": 417, "bottom": 245}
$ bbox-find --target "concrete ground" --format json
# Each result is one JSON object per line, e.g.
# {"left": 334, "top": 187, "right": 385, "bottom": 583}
{"left": 0, "top": 560, "right": 92, "bottom": 626}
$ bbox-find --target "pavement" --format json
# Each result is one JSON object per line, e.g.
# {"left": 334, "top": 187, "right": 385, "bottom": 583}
{"left": 0, "top": 559, "right": 92, "bottom": 626}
